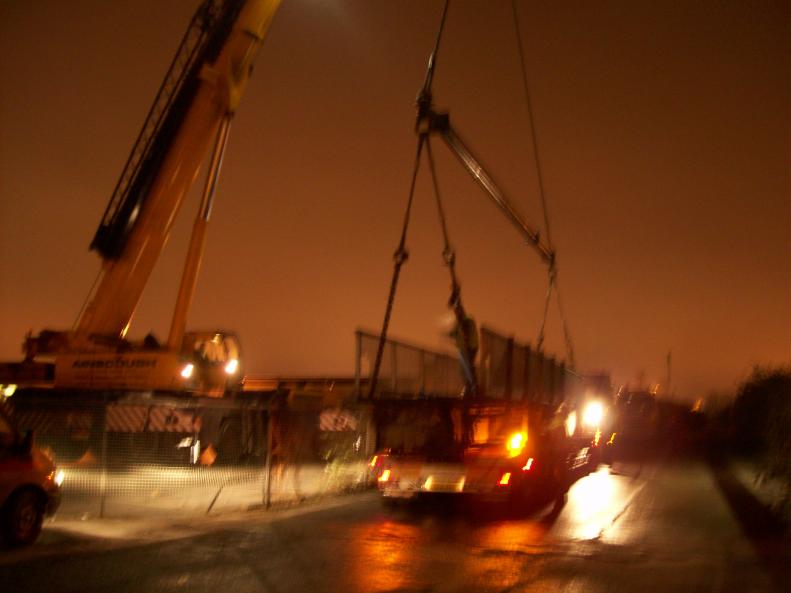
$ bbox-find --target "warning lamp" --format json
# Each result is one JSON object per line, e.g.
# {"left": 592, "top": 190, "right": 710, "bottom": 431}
{"left": 506, "top": 432, "right": 527, "bottom": 457}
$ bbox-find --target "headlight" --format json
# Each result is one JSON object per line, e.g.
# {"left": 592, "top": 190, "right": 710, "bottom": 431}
{"left": 180, "top": 363, "right": 195, "bottom": 379}
{"left": 54, "top": 469, "right": 65, "bottom": 486}
{"left": 565, "top": 411, "right": 577, "bottom": 436}
{"left": 583, "top": 402, "right": 605, "bottom": 428}
{"left": 224, "top": 358, "right": 239, "bottom": 375}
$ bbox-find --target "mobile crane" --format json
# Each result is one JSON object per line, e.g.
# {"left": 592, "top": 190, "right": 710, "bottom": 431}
{"left": 3, "top": 0, "right": 280, "bottom": 396}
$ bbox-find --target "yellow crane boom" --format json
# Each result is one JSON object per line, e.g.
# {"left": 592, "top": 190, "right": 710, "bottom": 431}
{"left": 18, "top": 0, "right": 280, "bottom": 394}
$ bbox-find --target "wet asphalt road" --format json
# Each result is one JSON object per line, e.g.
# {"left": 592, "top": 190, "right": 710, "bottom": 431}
{"left": 1, "top": 457, "right": 788, "bottom": 593}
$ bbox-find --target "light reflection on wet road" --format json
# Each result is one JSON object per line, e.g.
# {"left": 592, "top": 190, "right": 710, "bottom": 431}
{"left": 347, "top": 463, "right": 647, "bottom": 593}
{"left": 341, "top": 460, "right": 781, "bottom": 593}
{"left": 554, "top": 465, "right": 643, "bottom": 540}
{"left": 1, "top": 459, "right": 786, "bottom": 593}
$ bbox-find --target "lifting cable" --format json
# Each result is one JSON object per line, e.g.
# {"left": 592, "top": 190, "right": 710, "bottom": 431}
{"left": 511, "top": 0, "right": 575, "bottom": 368}
{"left": 425, "top": 138, "right": 460, "bottom": 302}
{"left": 366, "top": 137, "right": 426, "bottom": 398}
{"left": 369, "top": 0, "right": 578, "bottom": 397}
{"left": 426, "top": 136, "right": 477, "bottom": 396}
{"left": 367, "top": 0, "right": 451, "bottom": 399}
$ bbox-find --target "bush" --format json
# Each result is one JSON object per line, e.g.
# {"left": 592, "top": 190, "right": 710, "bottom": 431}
{"left": 733, "top": 366, "right": 791, "bottom": 477}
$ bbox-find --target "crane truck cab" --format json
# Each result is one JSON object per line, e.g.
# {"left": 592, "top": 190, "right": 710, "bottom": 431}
{"left": 43, "top": 330, "right": 244, "bottom": 395}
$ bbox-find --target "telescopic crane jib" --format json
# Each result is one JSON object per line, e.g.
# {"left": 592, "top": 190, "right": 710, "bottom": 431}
{"left": 16, "top": 0, "right": 281, "bottom": 395}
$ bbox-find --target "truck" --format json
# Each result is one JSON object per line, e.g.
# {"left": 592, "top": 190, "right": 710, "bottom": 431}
{"left": 360, "top": 331, "right": 605, "bottom": 507}
{"left": 610, "top": 388, "right": 659, "bottom": 453}
{"left": 1, "top": 0, "right": 281, "bottom": 397}
{"left": 371, "top": 397, "right": 597, "bottom": 506}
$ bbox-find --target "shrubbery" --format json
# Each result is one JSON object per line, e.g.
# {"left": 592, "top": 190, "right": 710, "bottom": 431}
{"left": 732, "top": 366, "right": 791, "bottom": 478}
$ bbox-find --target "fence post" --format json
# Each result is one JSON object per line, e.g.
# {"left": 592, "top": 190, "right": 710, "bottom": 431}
{"left": 558, "top": 362, "right": 566, "bottom": 404}
{"left": 523, "top": 345, "right": 531, "bottom": 401}
{"left": 264, "top": 405, "right": 273, "bottom": 509}
{"left": 99, "top": 394, "right": 108, "bottom": 518}
{"left": 354, "top": 330, "right": 362, "bottom": 399}
{"left": 391, "top": 343, "right": 398, "bottom": 395}
{"left": 505, "top": 336, "right": 514, "bottom": 400}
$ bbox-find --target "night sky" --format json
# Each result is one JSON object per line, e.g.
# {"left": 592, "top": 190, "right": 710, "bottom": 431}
{"left": 1, "top": 1, "right": 788, "bottom": 401}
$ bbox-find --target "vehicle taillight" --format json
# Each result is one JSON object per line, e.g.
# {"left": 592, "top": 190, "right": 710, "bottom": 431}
{"left": 498, "top": 472, "right": 511, "bottom": 486}
{"left": 378, "top": 469, "right": 391, "bottom": 482}
{"left": 522, "top": 457, "right": 534, "bottom": 471}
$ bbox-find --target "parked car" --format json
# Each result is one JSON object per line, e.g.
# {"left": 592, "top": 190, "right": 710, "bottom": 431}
{"left": 0, "top": 407, "right": 62, "bottom": 546}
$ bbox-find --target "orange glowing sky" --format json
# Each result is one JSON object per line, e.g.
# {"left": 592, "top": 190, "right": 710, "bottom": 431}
{"left": 1, "top": 1, "right": 788, "bottom": 400}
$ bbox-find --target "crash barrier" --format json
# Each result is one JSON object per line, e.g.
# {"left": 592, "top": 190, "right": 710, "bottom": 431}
{"left": 355, "top": 330, "right": 464, "bottom": 398}
{"left": 2, "top": 390, "right": 374, "bottom": 518}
